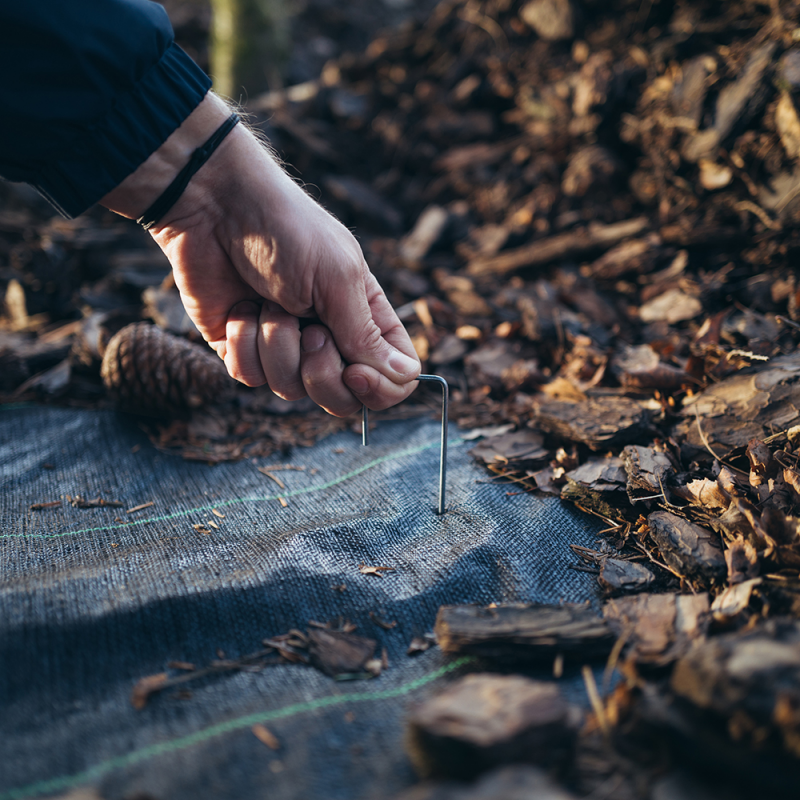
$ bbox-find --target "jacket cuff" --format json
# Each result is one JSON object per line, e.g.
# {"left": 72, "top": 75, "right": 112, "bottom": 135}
{"left": 35, "top": 43, "right": 212, "bottom": 218}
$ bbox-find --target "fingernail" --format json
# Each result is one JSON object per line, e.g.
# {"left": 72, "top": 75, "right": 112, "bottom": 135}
{"left": 388, "top": 350, "right": 420, "bottom": 377}
{"left": 302, "top": 328, "right": 326, "bottom": 353}
{"left": 347, "top": 375, "right": 369, "bottom": 395}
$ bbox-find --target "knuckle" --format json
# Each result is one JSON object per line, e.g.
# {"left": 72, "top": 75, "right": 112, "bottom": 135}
{"left": 271, "top": 382, "right": 306, "bottom": 402}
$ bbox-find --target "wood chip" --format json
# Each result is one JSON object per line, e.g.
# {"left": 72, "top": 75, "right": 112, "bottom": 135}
{"left": 647, "top": 510, "right": 726, "bottom": 582}
{"left": 369, "top": 612, "right": 397, "bottom": 630}
{"left": 604, "top": 592, "right": 710, "bottom": 665}
{"left": 407, "top": 674, "right": 578, "bottom": 779}
{"left": 307, "top": 627, "right": 377, "bottom": 678}
{"left": 359, "top": 563, "right": 395, "bottom": 577}
{"left": 435, "top": 603, "right": 615, "bottom": 661}
{"left": 252, "top": 724, "right": 281, "bottom": 750}
{"left": 130, "top": 672, "right": 168, "bottom": 710}
{"left": 407, "top": 635, "right": 436, "bottom": 656}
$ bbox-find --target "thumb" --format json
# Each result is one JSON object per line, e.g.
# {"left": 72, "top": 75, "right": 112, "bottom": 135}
{"left": 316, "top": 268, "right": 420, "bottom": 384}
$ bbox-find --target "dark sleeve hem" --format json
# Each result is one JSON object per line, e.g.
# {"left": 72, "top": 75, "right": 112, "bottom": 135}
{"left": 33, "top": 43, "right": 212, "bottom": 218}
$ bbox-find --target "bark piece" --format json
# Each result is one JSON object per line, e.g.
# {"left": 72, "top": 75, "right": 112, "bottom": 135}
{"left": 562, "top": 146, "right": 620, "bottom": 198}
{"left": 598, "top": 558, "right": 655, "bottom": 594}
{"left": 777, "top": 90, "right": 800, "bottom": 159}
{"left": 673, "top": 352, "right": 800, "bottom": 460}
{"left": 612, "top": 344, "right": 687, "bottom": 390}
{"left": 711, "top": 577, "right": 762, "bottom": 622}
{"left": 438, "top": 279, "right": 493, "bottom": 318}
{"left": 746, "top": 438, "right": 777, "bottom": 487}
{"left": 671, "top": 618, "right": 800, "bottom": 759}
{"left": 400, "top": 205, "right": 450, "bottom": 263}
{"left": 573, "top": 51, "right": 614, "bottom": 118}
{"left": 466, "top": 218, "right": 648, "bottom": 278}
{"left": 682, "top": 42, "right": 777, "bottom": 162}
{"left": 434, "top": 603, "right": 615, "bottom": 661}
{"left": 0, "top": 331, "right": 71, "bottom": 391}
{"left": 622, "top": 445, "right": 674, "bottom": 502}
{"left": 556, "top": 269, "right": 620, "bottom": 330}
{"left": 390, "top": 765, "right": 579, "bottom": 800}
{"left": 469, "top": 429, "right": 548, "bottom": 466}
{"left": 520, "top": 0, "right": 578, "bottom": 41}
{"left": 516, "top": 281, "right": 561, "bottom": 342}
{"left": 406, "top": 674, "right": 578, "bottom": 779}
{"left": 671, "top": 55, "right": 716, "bottom": 128}
{"left": 639, "top": 289, "right": 702, "bottom": 324}
{"left": 725, "top": 536, "right": 759, "bottom": 585}
{"left": 322, "top": 175, "right": 402, "bottom": 232}
{"left": 647, "top": 510, "right": 726, "bottom": 582}
{"left": 465, "top": 338, "right": 541, "bottom": 391}
{"left": 566, "top": 456, "right": 626, "bottom": 493}
{"left": 429, "top": 334, "right": 469, "bottom": 366}
{"left": 698, "top": 159, "right": 733, "bottom": 191}
{"left": 586, "top": 235, "right": 662, "bottom": 280}
{"left": 531, "top": 396, "right": 653, "bottom": 451}
{"left": 142, "top": 286, "right": 200, "bottom": 337}
{"left": 604, "top": 592, "right": 710, "bottom": 665}
{"left": 306, "top": 628, "right": 377, "bottom": 678}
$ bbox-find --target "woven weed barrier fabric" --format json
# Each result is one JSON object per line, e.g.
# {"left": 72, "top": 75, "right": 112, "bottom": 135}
{"left": 0, "top": 406, "right": 604, "bottom": 800}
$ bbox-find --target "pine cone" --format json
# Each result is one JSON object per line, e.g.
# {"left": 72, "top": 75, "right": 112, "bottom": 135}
{"left": 101, "top": 322, "right": 233, "bottom": 417}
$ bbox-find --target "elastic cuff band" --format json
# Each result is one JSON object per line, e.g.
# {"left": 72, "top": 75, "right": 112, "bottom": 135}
{"left": 138, "top": 113, "right": 240, "bottom": 230}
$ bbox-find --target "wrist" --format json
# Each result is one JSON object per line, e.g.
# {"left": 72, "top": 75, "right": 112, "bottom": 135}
{"left": 100, "top": 92, "right": 232, "bottom": 219}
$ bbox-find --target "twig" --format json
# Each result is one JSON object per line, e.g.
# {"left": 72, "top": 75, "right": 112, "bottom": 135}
{"left": 126, "top": 501, "right": 154, "bottom": 514}
{"left": 692, "top": 406, "right": 748, "bottom": 476}
{"left": 776, "top": 315, "right": 800, "bottom": 330}
{"left": 735, "top": 200, "right": 781, "bottom": 230}
{"left": 258, "top": 468, "right": 286, "bottom": 489}
{"left": 603, "top": 625, "right": 633, "bottom": 694}
{"left": 582, "top": 665, "right": 610, "bottom": 738}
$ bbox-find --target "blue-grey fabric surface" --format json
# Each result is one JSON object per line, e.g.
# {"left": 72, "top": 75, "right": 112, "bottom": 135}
{"left": 0, "top": 406, "right": 604, "bottom": 800}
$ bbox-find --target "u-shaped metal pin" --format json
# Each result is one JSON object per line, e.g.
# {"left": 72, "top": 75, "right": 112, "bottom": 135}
{"left": 361, "top": 375, "right": 449, "bottom": 515}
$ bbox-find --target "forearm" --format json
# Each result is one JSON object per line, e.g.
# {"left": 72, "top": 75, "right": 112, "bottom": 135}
{"left": 0, "top": 0, "right": 211, "bottom": 218}
{"left": 101, "top": 92, "right": 232, "bottom": 219}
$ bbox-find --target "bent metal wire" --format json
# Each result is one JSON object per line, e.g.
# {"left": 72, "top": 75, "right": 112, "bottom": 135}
{"left": 361, "top": 375, "right": 449, "bottom": 515}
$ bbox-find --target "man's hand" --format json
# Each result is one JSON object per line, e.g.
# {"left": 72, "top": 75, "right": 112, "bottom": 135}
{"left": 102, "top": 94, "right": 420, "bottom": 417}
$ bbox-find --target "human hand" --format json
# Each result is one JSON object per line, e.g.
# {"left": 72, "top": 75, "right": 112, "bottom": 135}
{"left": 103, "top": 95, "right": 420, "bottom": 417}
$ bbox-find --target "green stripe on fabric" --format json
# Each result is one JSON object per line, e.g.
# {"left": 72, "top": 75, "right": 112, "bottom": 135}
{"left": 0, "top": 656, "right": 474, "bottom": 800}
{"left": 2, "top": 437, "right": 465, "bottom": 541}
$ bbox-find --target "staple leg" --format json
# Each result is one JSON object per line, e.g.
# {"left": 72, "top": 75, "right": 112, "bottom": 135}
{"left": 359, "top": 376, "right": 448, "bottom": 514}
{"left": 417, "top": 375, "right": 449, "bottom": 515}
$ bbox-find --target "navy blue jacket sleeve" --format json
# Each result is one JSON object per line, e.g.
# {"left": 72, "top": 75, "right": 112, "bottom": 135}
{"left": 0, "top": 0, "right": 212, "bottom": 217}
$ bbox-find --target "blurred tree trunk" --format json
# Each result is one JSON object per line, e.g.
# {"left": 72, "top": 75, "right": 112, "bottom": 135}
{"left": 209, "top": 0, "right": 291, "bottom": 99}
